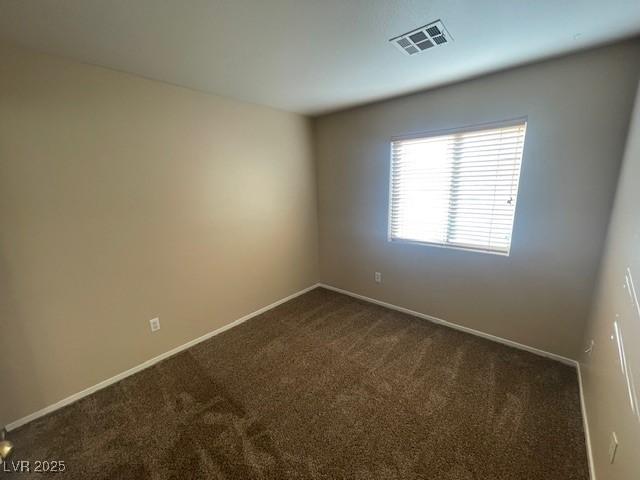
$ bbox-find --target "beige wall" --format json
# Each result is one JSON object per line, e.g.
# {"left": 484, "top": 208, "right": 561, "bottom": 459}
{"left": 0, "top": 43, "right": 318, "bottom": 426}
{"left": 314, "top": 40, "right": 640, "bottom": 360}
{"left": 580, "top": 81, "right": 640, "bottom": 480}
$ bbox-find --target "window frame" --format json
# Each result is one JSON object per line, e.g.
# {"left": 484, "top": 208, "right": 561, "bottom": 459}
{"left": 387, "top": 117, "right": 527, "bottom": 257}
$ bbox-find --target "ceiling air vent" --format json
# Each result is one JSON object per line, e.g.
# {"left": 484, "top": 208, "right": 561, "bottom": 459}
{"left": 390, "top": 20, "right": 452, "bottom": 56}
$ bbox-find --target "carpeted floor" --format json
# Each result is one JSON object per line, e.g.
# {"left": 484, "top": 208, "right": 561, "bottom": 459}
{"left": 6, "top": 287, "right": 589, "bottom": 479}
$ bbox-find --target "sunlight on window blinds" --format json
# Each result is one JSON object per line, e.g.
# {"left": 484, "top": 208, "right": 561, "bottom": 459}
{"left": 389, "top": 121, "right": 527, "bottom": 255}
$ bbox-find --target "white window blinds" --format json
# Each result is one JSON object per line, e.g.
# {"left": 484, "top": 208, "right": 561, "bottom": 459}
{"left": 389, "top": 120, "right": 527, "bottom": 255}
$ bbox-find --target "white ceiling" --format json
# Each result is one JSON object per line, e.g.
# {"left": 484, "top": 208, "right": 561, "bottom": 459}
{"left": 1, "top": 0, "right": 640, "bottom": 115}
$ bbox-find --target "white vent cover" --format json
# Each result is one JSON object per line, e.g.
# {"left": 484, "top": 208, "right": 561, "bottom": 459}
{"left": 390, "top": 20, "right": 452, "bottom": 56}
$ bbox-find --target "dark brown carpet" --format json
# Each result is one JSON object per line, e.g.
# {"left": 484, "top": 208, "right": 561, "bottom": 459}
{"left": 6, "top": 288, "right": 588, "bottom": 479}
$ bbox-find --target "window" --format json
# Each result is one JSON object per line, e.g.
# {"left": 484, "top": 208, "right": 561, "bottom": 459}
{"left": 389, "top": 120, "right": 527, "bottom": 255}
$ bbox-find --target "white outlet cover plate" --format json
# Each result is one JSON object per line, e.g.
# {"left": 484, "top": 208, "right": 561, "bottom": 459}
{"left": 609, "top": 432, "right": 618, "bottom": 464}
{"left": 150, "top": 317, "right": 160, "bottom": 332}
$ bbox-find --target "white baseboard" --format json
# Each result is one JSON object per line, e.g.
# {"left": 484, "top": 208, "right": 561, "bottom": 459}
{"left": 6, "top": 283, "right": 320, "bottom": 431}
{"left": 318, "top": 283, "right": 577, "bottom": 366}
{"left": 577, "top": 363, "right": 597, "bottom": 480}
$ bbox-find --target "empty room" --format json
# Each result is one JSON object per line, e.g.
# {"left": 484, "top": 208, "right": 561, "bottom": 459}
{"left": 1, "top": 1, "right": 640, "bottom": 479}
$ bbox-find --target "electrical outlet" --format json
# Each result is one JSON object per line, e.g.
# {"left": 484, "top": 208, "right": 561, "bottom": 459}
{"left": 149, "top": 317, "right": 160, "bottom": 332}
{"left": 374, "top": 272, "right": 382, "bottom": 283}
{"left": 585, "top": 339, "right": 594, "bottom": 356}
{"left": 609, "top": 432, "right": 618, "bottom": 464}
